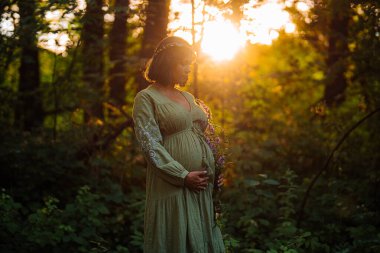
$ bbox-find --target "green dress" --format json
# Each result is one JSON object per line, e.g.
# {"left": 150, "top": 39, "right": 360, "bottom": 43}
{"left": 132, "top": 85, "right": 225, "bottom": 253}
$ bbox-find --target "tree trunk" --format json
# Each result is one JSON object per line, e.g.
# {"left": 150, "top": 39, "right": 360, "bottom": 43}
{"left": 16, "top": 0, "right": 43, "bottom": 130}
{"left": 0, "top": 0, "right": 13, "bottom": 84}
{"left": 109, "top": 0, "right": 129, "bottom": 107}
{"left": 82, "top": 0, "right": 105, "bottom": 120}
{"left": 323, "top": 0, "right": 350, "bottom": 107}
{"left": 137, "top": 0, "right": 170, "bottom": 91}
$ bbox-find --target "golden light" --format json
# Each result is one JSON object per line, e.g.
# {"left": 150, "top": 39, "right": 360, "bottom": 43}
{"left": 170, "top": 0, "right": 298, "bottom": 60}
{"left": 169, "top": 1, "right": 246, "bottom": 60}
{"left": 285, "top": 23, "right": 296, "bottom": 33}
{"left": 241, "top": 1, "right": 295, "bottom": 45}
{"left": 296, "top": 2, "right": 310, "bottom": 12}
{"left": 201, "top": 20, "right": 245, "bottom": 61}
{"left": 39, "top": 32, "right": 70, "bottom": 55}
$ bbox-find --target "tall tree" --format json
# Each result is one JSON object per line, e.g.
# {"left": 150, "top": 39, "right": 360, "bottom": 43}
{"left": 323, "top": 0, "right": 350, "bottom": 107}
{"left": 15, "top": 0, "right": 43, "bottom": 130}
{"left": 82, "top": 0, "right": 105, "bottom": 120}
{"left": 137, "top": 0, "right": 170, "bottom": 91}
{"left": 0, "top": 0, "right": 14, "bottom": 85}
{"left": 109, "top": 0, "right": 129, "bottom": 107}
{"left": 289, "top": 0, "right": 351, "bottom": 107}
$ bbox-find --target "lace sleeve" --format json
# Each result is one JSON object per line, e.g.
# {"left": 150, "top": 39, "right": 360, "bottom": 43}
{"left": 132, "top": 92, "right": 189, "bottom": 186}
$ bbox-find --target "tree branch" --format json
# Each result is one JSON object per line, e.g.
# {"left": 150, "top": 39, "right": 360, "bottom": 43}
{"left": 297, "top": 106, "right": 380, "bottom": 228}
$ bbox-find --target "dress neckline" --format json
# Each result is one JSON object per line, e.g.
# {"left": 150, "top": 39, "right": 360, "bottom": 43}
{"left": 149, "top": 84, "right": 192, "bottom": 113}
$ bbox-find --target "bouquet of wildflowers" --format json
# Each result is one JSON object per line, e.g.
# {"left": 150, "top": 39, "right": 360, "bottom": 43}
{"left": 196, "top": 99, "right": 228, "bottom": 217}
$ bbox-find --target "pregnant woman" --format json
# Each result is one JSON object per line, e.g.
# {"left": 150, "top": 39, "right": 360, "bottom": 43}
{"left": 133, "top": 36, "right": 225, "bottom": 253}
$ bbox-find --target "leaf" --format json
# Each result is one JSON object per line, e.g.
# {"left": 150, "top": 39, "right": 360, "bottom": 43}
{"left": 263, "top": 179, "right": 280, "bottom": 185}
{"left": 258, "top": 174, "right": 268, "bottom": 179}
{"left": 257, "top": 218, "right": 270, "bottom": 227}
{"left": 256, "top": 189, "right": 275, "bottom": 198}
{"left": 245, "top": 179, "right": 261, "bottom": 187}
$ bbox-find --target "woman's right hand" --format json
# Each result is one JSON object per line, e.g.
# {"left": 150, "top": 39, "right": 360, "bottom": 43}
{"left": 184, "top": 171, "right": 209, "bottom": 192}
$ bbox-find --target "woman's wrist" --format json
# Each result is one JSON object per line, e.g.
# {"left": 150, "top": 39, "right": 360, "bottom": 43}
{"left": 182, "top": 171, "right": 190, "bottom": 186}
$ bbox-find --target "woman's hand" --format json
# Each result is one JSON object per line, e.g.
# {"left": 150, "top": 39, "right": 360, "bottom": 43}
{"left": 217, "top": 173, "right": 224, "bottom": 188}
{"left": 185, "top": 171, "right": 209, "bottom": 192}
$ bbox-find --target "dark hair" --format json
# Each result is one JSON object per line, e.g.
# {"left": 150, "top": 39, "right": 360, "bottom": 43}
{"left": 144, "top": 36, "right": 196, "bottom": 85}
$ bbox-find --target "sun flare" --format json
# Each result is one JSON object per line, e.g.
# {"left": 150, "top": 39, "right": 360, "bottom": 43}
{"left": 170, "top": 0, "right": 299, "bottom": 61}
{"left": 201, "top": 20, "right": 246, "bottom": 61}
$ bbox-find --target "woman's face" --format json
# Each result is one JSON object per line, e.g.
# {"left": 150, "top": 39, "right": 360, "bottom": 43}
{"left": 173, "top": 56, "right": 192, "bottom": 87}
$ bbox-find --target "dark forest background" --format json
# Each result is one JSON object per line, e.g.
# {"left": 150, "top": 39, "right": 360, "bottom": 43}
{"left": 0, "top": 0, "right": 379, "bottom": 252}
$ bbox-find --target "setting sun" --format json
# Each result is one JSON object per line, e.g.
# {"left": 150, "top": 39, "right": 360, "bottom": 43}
{"left": 170, "top": 0, "right": 297, "bottom": 61}
{"left": 201, "top": 20, "right": 245, "bottom": 61}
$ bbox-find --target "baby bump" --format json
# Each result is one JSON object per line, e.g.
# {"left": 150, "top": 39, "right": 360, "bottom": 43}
{"left": 163, "top": 131, "right": 203, "bottom": 172}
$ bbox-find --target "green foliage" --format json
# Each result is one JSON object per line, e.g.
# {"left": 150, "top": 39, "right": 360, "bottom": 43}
{"left": 0, "top": 126, "right": 145, "bottom": 252}
{"left": 0, "top": 186, "right": 135, "bottom": 253}
{"left": 221, "top": 170, "right": 328, "bottom": 252}
{"left": 0, "top": 181, "right": 145, "bottom": 253}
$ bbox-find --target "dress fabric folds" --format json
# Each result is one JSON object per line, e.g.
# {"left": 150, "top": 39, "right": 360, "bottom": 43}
{"left": 133, "top": 85, "right": 225, "bottom": 253}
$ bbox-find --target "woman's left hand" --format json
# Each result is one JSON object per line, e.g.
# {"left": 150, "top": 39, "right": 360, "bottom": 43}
{"left": 217, "top": 174, "right": 224, "bottom": 188}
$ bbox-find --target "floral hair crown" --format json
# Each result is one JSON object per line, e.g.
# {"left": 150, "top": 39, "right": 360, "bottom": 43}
{"left": 153, "top": 42, "right": 194, "bottom": 57}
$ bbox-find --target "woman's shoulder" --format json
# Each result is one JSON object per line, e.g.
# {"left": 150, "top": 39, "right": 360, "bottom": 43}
{"left": 134, "top": 86, "right": 156, "bottom": 100}
{"left": 134, "top": 85, "right": 171, "bottom": 108}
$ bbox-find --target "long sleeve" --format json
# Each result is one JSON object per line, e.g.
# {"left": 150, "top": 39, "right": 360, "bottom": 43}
{"left": 132, "top": 92, "right": 189, "bottom": 186}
